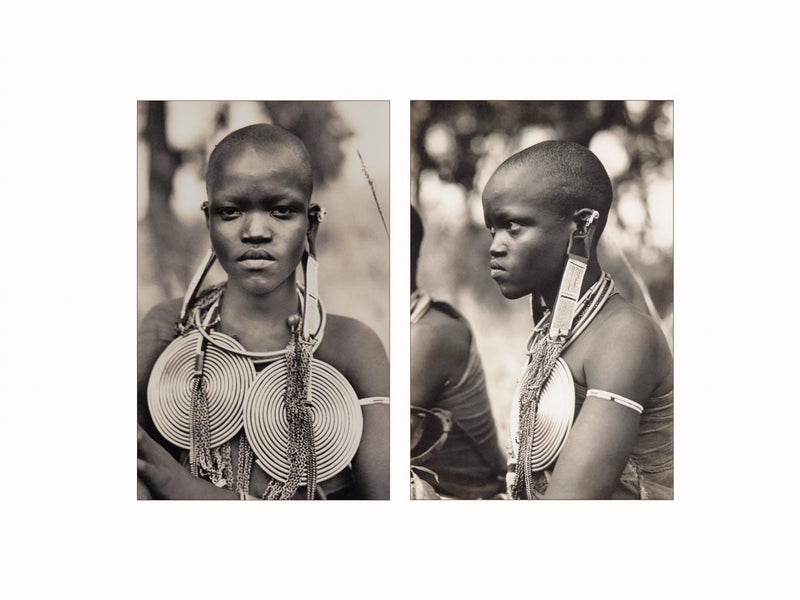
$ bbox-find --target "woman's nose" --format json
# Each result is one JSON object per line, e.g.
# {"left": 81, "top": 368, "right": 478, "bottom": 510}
{"left": 489, "top": 235, "right": 507, "bottom": 257}
{"left": 241, "top": 212, "right": 273, "bottom": 243}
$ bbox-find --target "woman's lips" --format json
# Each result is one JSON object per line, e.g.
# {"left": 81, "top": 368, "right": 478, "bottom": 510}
{"left": 238, "top": 249, "right": 275, "bottom": 269}
{"left": 240, "top": 258, "right": 274, "bottom": 269}
{"left": 489, "top": 261, "right": 506, "bottom": 278}
{"left": 239, "top": 249, "right": 274, "bottom": 260}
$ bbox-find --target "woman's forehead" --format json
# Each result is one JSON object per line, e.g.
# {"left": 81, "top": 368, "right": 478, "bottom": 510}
{"left": 214, "top": 145, "right": 301, "bottom": 178}
{"left": 483, "top": 166, "right": 563, "bottom": 214}
{"left": 208, "top": 144, "right": 312, "bottom": 199}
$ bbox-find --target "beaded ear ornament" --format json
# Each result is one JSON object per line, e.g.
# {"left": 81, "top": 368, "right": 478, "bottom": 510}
{"left": 508, "top": 209, "right": 617, "bottom": 499}
{"left": 148, "top": 207, "right": 363, "bottom": 500}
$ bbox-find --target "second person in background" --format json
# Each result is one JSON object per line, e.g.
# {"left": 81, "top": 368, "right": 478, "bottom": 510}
{"left": 410, "top": 206, "right": 506, "bottom": 499}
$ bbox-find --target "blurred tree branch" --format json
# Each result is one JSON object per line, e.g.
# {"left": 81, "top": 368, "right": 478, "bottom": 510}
{"left": 263, "top": 101, "right": 352, "bottom": 187}
{"left": 140, "top": 100, "right": 195, "bottom": 298}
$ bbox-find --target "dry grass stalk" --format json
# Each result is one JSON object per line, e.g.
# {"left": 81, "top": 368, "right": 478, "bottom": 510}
{"left": 357, "top": 150, "right": 389, "bottom": 240}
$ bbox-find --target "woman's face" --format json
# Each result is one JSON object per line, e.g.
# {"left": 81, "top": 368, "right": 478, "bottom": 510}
{"left": 481, "top": 165, "right": 573, "bottom": 300}
{"left": 206, "top": 145, "right": 310, "bottom": 297}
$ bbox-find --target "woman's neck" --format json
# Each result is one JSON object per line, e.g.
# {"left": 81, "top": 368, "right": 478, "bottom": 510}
{"left": 218, "top": 278, "right": 299, "bottom": 351}
{"left": 540, "top": 260, "right": 602, "bottom": 312}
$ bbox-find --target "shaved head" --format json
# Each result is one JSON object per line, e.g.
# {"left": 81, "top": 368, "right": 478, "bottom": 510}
{"left": 206, "top": 123, "right": 314, "bottom": 200}
{"left": 490, "top": 140, "right": 612, "bottom": 235}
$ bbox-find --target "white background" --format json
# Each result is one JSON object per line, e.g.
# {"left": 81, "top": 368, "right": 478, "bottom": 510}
{"left": 2, "top": 1, "right": 797, "bottom": 597}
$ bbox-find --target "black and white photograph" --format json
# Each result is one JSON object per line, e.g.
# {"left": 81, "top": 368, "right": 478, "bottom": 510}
{"left": 410, "top": 100, "right": 673, "bottom": 499}
{"left": 5, "top": 2, "right": 797, "bottom": 596}
{"left": 137, "top": 101, "right": 390, "bottom": 500}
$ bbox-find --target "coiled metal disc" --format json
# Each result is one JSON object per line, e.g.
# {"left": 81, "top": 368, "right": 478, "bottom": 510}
{"left": 243, "top": 358, "right": 362, "bottom": 484}
{"left": 509, "top": 357, "right": 575, "bottom": 471}
{"left": 147, "top": 331, "right": 255, "bottom": 449}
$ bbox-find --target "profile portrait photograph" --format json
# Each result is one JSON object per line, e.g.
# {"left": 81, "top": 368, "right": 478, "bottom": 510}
{"left": 410, "top": 100, "right": 673, "bottom": 500}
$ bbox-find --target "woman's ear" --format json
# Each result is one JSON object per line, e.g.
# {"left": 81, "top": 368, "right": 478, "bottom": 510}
{"left": 572, "top": 208, "right": 600, "bottom": 235}
{"left": 567, "top": 208, "right": 600, "bottom": 259}
{"left": 202, "top": 201, "right": 210, "bottom": 230}
{"left": 306, "top": 203, "right": 325, "bottom": 255}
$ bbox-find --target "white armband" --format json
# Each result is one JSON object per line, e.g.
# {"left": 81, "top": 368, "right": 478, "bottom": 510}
{"left": 586, "top": 389, "right": 643, "bottom": 414}
{"left": 358, "top": 396, "right": 390, "bottom": 406}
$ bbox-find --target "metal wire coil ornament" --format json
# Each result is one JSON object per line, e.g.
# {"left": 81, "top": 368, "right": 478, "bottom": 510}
{"left": 146, "top": 242, "right": 364, "bottom": 498}
{"left": 147, "top": 331, "right": 255, "bottom": 449}
{"left": 244, "top": 357, "right": 362, "bottom": 484}
{"left": 509, "top": 357, "right": 575, "bottom": 471}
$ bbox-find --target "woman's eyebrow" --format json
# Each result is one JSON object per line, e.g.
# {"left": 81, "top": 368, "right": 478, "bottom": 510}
{"left": 490, "top": 207, "right": 513, "bottom": 222}
{"left": 214, "top": 194, "right": 305, "bottom": 207}
{"left": 255, "top": 196, "right": 306, "bottom": 210}
{"left": 212, "top": 196, "right": 250, "bottom": 207}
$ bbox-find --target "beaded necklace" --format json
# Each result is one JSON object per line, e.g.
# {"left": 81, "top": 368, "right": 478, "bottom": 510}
{"left": 508, "top": 274, "right": 616, "bottom": 499}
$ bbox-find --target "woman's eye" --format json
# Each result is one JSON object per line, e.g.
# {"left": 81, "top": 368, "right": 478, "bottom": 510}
{"left": 488, "top": 226, "right": 496, "bottom": 237}
{"left": 506, "top": 222, "right": 521, "bottom": 234}
{"left": 272, "top": 206, "right": 296, "bottom": 218}
{"left": 218, "top": 207, "right": 241, "bottom": 219}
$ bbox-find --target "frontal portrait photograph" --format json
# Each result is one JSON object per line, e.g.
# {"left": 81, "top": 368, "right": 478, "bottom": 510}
{"left": 137, "top": 101, "right": 390, "bottom": 501}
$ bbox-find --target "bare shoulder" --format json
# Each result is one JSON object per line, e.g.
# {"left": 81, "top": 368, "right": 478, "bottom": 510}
{"left": 582, "top": 296, "right": 673, "bottom": 399}
{"left": 138, "top": 297, "right": 183, "bottom": 375}
{"left": 321, "top": 314, "right": 386, "bottom": 355}
{"left": 139, "top": 297, "right": 183, "bottom": 334}
{"left": 410, "top": 303, "right": 472, "bottom": 394}
{"left": 592, "top": 297, "right": 670, "bottom": 358}
{"left": 316, "top": 314, "right": 389, "bottom": 398}
{"left": 412, "top": 304, "right": 471, "bottom": 360}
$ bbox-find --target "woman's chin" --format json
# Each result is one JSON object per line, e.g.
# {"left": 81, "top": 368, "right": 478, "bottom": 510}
{"left": 228, "top": 274, "right": 295, "bottom": 297}
{"left": 496, "top": 281, "right": 527, "bottom": 300}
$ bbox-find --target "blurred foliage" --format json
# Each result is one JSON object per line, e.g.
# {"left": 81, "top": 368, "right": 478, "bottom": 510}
{"left": 262, "top": 101, "right": 352, "bottom": 186}
{"left": 412, "top": 100, "right": 672, "bottom": 192}
{"left": 139, "top": 100, "right": 203, "bottom": 302}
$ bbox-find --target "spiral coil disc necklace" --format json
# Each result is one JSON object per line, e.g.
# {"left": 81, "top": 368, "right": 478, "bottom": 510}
{"left": 147, "top": 249, "right": 363, "bottom": 499}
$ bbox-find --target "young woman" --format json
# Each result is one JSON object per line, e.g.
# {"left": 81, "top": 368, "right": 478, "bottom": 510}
{"left": 137, "top": 124, "right": 389, "bottom": 500}
{"left": 482, "top": 141, "right": 673, "bottom": 499}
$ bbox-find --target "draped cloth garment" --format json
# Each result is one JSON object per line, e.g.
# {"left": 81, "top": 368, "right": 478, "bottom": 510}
{"left": 526, "top": 381, "right": 674, "bottom": 500}
{"left": 411, "top": 298, "right": 506, "bottom": 498}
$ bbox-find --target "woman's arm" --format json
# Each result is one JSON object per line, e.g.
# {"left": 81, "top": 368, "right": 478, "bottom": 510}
{"left": 137, "top": 299, "right": 184, "bottom": 457}
{"left": 138, "top": 302, "right": 239, "bottom": 499}
{"left": 543, "top": 398, "right": 641, "bottom": 499}
{"left": 410, "top": 310, "right": 470, "bottom": 409}
{"left": 137, "top": 425, "right": 239, "bottom": 500}
{"left": 328, "top": 317, "right": 390, "bottom": 499}
{"left": 544, "top": 312, "right": 665, "bottom": 499}
{"left": 352, "top": 403, "right": 390, "bottom": 499}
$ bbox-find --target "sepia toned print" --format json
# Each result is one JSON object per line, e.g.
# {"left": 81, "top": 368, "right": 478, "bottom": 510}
{"left": 410, "top": 101, "right": 673, "bottom": 500}
{"left": 138, "top": 101, "right": 389, "bottom": 500}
